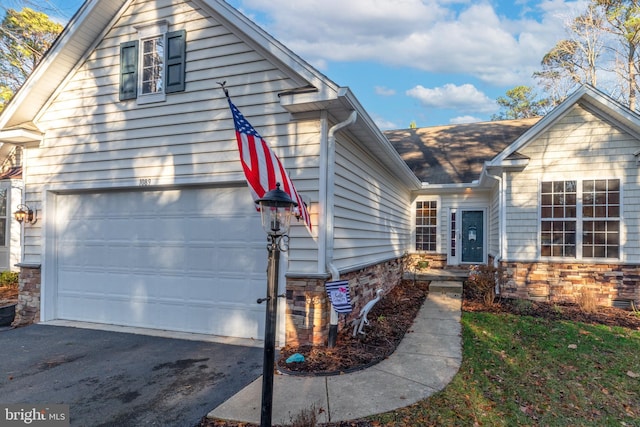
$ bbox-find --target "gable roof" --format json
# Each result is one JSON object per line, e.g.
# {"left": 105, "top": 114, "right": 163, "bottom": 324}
{"left": 385, "top": 118, "right": 540, "bottom": 184}
{"left": 489, "top": 85, "right": 640, "bottom": 166}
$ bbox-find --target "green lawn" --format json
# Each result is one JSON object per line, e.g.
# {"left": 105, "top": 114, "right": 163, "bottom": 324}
{"left": 368, "top": 311, "right": 640, "bottom": 426}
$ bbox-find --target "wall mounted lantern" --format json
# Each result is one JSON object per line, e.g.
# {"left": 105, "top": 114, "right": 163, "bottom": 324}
{"left": 14, "top": 204, "right": 36, "bottom": 224}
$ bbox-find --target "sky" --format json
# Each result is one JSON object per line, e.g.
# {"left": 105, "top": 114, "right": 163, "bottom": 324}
{"left": 5, "top": 0, "right": 589, "bottom": 130}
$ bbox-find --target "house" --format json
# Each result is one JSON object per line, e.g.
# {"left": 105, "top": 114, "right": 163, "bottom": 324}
{"left": 387, "top": 87, "right": 640, "bottom": 307}
{"left": 1, "top": 0, "right": 638, "bottom": 347}
{"left": 0, "top": 0, "right": 419, "bottom": 346}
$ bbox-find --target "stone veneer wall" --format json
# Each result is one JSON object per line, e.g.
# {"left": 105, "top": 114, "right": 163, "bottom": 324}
{"left": 285, "top": 257, "right": 405, "bottom": 346}
{"left": 405, "top": 253, "right": 447, "bottom": 270}
{"left": 12, "top": 266, "right": 41, "bottom": 327}
{"left": 499, "top": 261, "right": 640, "bottom": 306}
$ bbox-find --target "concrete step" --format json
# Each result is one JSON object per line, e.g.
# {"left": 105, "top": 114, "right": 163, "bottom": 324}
{"left": 404, "top": 268, "right": 469, "bottom": 282}
{"left": 429, "top": 280, "right": 464, "bottom": 295}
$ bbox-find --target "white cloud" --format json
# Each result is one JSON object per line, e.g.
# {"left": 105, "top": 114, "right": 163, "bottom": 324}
{"left": 406, "top": 83, "right": 497, "bottom": 113}
{"left": 233, "top": 0, "right": 584, "bottom": 87}
{"left": 449, "top": 115, "right": 483, "bottom": 124}
{"left": 371, "top": 115, "right": 398, "bottom": 131}
{"left": 375, "top": 86, "right": 396, "bottom": 96}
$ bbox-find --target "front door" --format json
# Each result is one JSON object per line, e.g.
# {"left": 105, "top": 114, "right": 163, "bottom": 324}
{"left": 461, "top": 210, "right": 484, "bottom": 263}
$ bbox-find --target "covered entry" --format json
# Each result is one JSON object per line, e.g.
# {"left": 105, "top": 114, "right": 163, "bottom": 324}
{"left": 461, "top": 210, "right": 485, "bottom": 264}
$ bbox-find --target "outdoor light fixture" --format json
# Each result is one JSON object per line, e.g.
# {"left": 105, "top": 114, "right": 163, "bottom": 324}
{"left": 257, "top": 183, "right": 297, "bottom": 236}
{"left": 14, "top": 204, "right": 36, "bottom": 224}
{"left": 255, "top": 183, "right": 297, "bottom": 427}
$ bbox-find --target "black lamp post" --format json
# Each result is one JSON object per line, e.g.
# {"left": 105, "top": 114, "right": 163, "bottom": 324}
{"left": 256, "top": 183, "right": 297, "bottom": 427}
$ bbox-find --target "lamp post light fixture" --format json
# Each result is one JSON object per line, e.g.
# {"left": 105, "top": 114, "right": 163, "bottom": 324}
{"left": 255, "top": 183, "right": 297, "bottom": 427}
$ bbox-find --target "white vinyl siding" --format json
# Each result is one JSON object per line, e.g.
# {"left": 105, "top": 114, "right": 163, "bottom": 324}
{"left": 27, "top": 0, "right": 322, "bottom": 271}
{"left": 331, "top": 134, "right": 412, "bottom": 271}
{"left": 505, "top": 104, "right": 639, "bottom": 262}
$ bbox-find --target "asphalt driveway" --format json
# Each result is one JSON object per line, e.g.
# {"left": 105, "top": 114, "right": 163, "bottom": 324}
{"left": 0, "top": 324, "right": 263, "bottom": 426}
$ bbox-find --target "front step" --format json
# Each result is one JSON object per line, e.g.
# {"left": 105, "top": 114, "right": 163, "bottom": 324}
{"left": 429, "top": 280, "right": 464, "bottom": 295}
{"left": 404, "top": 268, "right": 469, "bottom": 282}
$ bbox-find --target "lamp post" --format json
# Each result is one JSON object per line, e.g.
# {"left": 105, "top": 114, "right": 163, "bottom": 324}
{"left": 256, "top": 183, "right": 297, "bottom": 427}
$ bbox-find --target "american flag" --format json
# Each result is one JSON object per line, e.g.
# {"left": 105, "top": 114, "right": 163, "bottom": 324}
{"left": 228, "top": 98, "right": 312, "bottom": 233}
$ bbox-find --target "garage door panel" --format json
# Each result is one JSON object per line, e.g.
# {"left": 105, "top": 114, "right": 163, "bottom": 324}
{"left": 53, "top": 187, "right": 269, "bottom": 339}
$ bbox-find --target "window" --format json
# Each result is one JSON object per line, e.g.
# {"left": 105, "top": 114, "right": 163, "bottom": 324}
{"left": 416, "top": 200, "right": 437, "bottom": 251}
{"left": 120, "top": 23, "right": 186, "bottom": 102}
{"left": 540, "top": 179, "right": 620, "bottom": 259}
{"left": 541, "top": 181, "right": 576, "bottom": 257}
{"left": 582, "top": 179, "right": 620, "bottom": 258}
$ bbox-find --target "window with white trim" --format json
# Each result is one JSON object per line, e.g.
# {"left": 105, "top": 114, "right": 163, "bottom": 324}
{"left": 119, "top": 22, "right": 186, "bottom": 103}
{"left": 416, "top": 200, "right": 437, "bottom": 251}
{"left": 540, "top": 179, "right": 620, "bottom": 259}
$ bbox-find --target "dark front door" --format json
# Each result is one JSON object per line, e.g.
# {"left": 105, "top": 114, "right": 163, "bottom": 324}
{"left": 461, "top": 210, "right": 484, "bottom": 263}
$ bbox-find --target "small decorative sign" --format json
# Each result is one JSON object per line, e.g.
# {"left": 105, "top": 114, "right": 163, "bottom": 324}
{"left": 325, "top": 280, "right": 352, "bottom": 313}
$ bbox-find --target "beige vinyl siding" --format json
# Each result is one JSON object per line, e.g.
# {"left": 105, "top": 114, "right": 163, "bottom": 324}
{"left": 24, "top": 0, "right": 323, "bottom": 266}
{"left": 332, "top": 134, "right": 412, "bottom": 271}
{"left": 505, "top": 104, "right": 640, "bottom": 262}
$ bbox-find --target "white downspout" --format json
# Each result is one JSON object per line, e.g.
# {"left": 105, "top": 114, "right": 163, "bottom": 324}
{"left": 324, "top": 110, "right": 357, "bottom": 347}
{"left": 485, "top": 169, "right": 506, "bottom": 294}
{"left": 325, "top": 110, "right": 357, "bottom": 280}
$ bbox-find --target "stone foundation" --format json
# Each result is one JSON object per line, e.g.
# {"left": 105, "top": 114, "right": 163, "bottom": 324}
{"left": 12, "top": 258, "right": 408, "bottom": 347}
{"left": 12, "top": 266, "right": 41, "bottom": 327}
{"left": 285, "top": 257, "right": 405, "bottom": 346}
{"left": 499, "top": 261, "right": 640, "bottom": 306}
{"left": 405, "top": 253, "right": 447, "bottom": 270}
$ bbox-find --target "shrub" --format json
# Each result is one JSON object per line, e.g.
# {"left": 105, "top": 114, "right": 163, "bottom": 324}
{"left": 466, "top": 264, "right": 503, "bottom": 306}
{"left": 0, "top": 271, "right": 18, "bottom": 287}
{"left": 576, "top": 288, "right": 598, "bottom": 313}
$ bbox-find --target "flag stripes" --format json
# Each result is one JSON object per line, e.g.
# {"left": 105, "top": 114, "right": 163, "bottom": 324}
{"left": 229, "top": 98, "right": 312, "bottom": 232}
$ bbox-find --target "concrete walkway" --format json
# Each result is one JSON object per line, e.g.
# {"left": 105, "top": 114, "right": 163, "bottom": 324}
{"left": 208, "top": 283, "right": 463, "bottom": 425}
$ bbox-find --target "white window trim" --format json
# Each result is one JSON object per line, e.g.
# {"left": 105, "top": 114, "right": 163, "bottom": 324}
{"left": 135, "top": 21, "right": 168, "bottom": 105}
{"left": 538, "top": 177, "right": 624, "bottom": 262}
{"left": 411, "top": 196, "right": 441, "bottom": 253}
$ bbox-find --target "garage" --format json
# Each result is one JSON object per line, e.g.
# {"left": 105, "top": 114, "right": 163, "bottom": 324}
{"left": 49, "top": 186, "right": 269, "bottom": 339}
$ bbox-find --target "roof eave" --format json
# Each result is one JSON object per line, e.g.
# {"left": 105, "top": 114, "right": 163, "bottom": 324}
{"left": 0, "top": 128, "right": 44, "bottom": 147}
{"left": 0, "top": 0, "right": 131, "bottom": 129}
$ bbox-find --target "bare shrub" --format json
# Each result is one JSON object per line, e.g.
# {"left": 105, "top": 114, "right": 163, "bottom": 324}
{"left": 289, "top": 404, "right": 318, "bottom": 427}
{"left": 466, "top": 264, "right": 504, "bottom": 306}
{"left": 576, "top": 288, "right": 598, "bottom": 313}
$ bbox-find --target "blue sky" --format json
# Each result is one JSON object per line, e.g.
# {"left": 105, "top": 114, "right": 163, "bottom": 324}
{"left": 7, "top": 0, "right": 588, "bottom": 129}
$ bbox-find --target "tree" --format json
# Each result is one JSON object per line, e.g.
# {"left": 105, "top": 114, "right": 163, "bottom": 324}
{"left": 0, "top": 8, "right": 63, "bottom": 112}
{"left": 594, "top": 0, "right": 640, "bottom": 111}
{"left": 534, "top": 4, "right": 606, "bottom": 108}
{"left": 491, "top": 86, "right": 547, "bottom": 120}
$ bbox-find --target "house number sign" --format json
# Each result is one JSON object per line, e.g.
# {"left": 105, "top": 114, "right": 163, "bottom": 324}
{"left": 139, "top": 178, "right": 152, "bottom": 186}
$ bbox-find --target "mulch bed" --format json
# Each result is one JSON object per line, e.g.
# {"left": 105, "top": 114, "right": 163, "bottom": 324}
{"left": 277, "top": 280, "right": 430, "bottom": 375}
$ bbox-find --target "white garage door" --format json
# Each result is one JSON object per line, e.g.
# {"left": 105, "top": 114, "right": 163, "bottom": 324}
{"left": 52, "top": 187, "right": 269, "bottom": 339}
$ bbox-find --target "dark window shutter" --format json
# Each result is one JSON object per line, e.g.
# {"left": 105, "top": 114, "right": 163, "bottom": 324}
{"left": 120, "top": 40, "right": 138, "bottom": 100}
{"left": 165, "top": 30, "right": 186, "bottom": 93}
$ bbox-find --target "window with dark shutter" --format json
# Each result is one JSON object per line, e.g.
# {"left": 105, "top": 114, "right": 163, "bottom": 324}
{"left": 119, "top": 40, "right": 138, "bottom": 100}
{"left": 120, "top": 24, "right": 186, "bottom": 102}
{"left": 165, "top": 30, "right": 186, "bottom": 93}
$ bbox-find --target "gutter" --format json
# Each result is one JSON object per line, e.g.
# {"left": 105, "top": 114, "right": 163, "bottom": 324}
{"left": 324, "top": 110, "right": 357, "bottom": 347}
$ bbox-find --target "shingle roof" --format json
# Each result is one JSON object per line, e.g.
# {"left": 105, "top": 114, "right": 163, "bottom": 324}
{"left": 384, "top": 117, "right": 541, "bottom": 184}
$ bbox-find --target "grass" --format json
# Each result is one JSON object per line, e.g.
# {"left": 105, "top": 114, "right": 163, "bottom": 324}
{"left": 367, "top": 311, "right": 640, "bottom": 426}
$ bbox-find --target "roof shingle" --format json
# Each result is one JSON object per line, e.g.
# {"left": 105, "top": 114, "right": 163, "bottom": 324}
{"left": 385, "top": 118, "right": 540, "bottom": 184}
